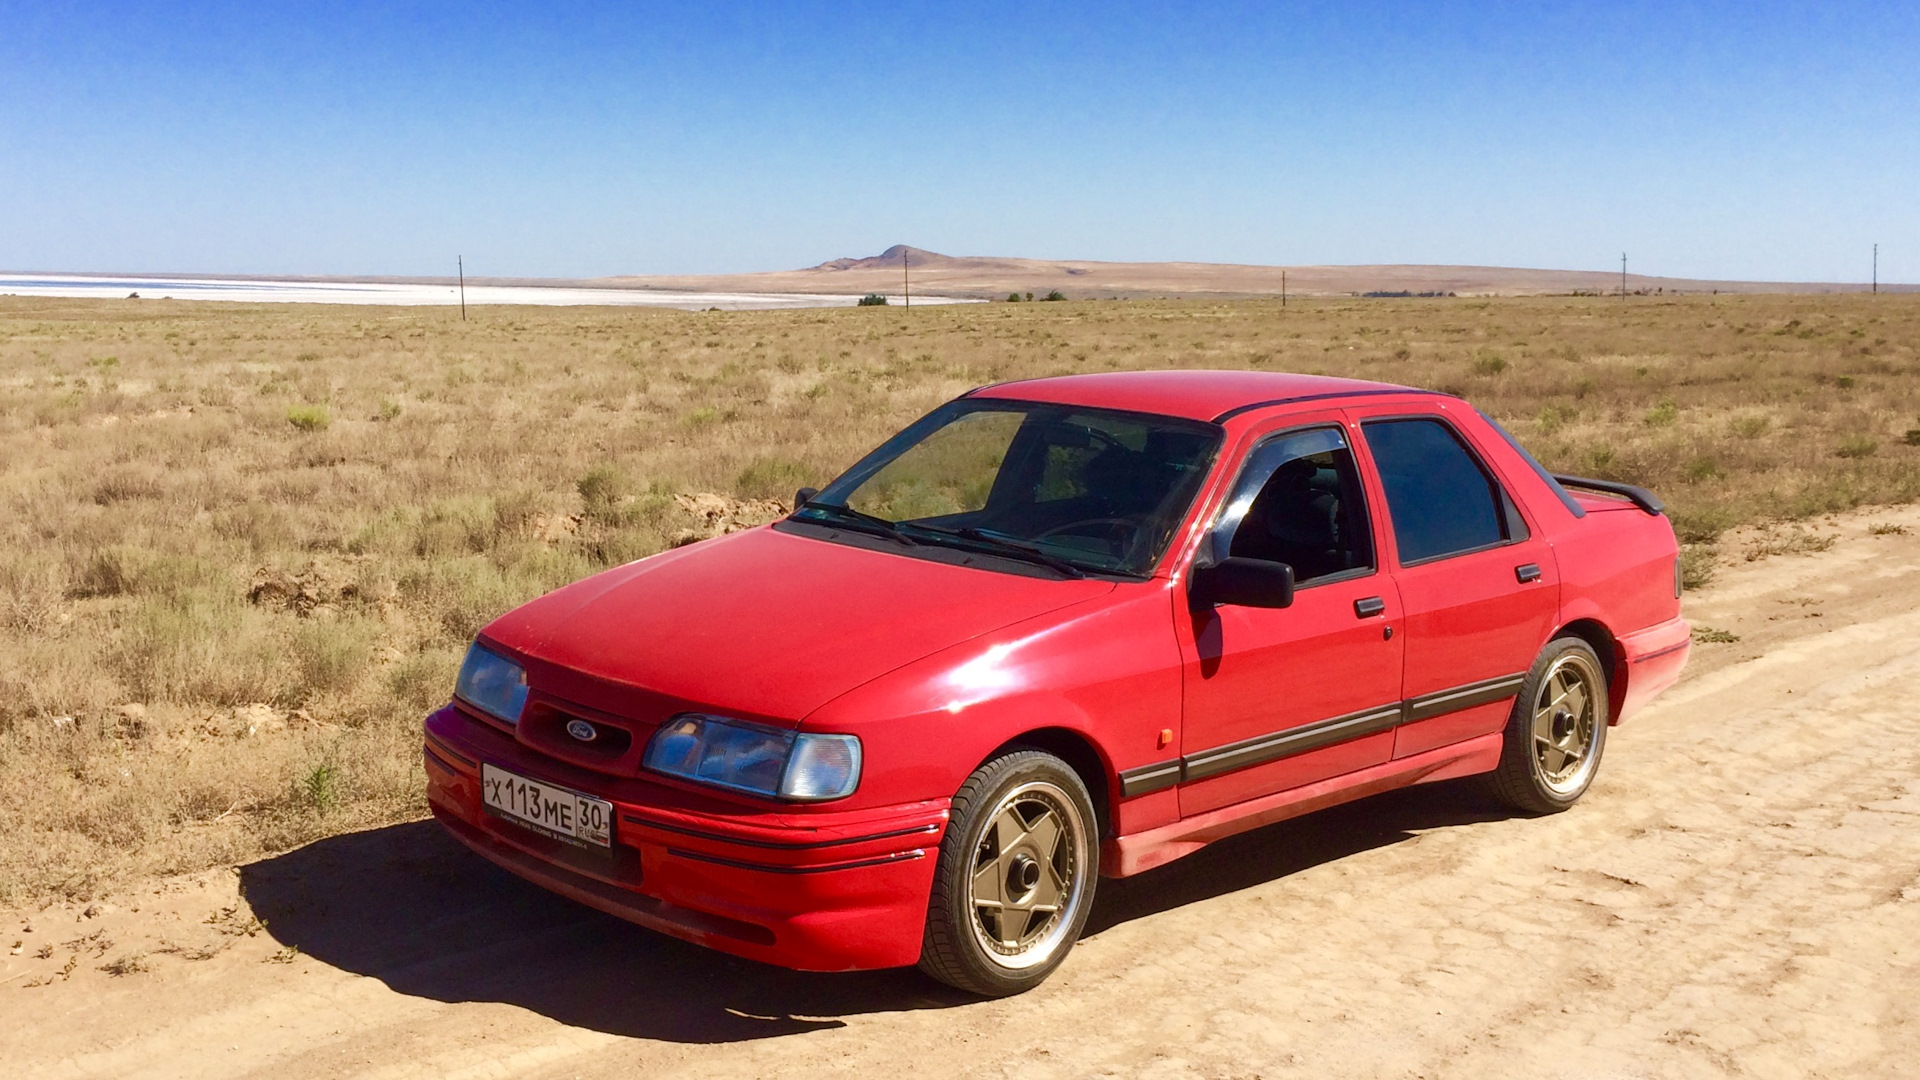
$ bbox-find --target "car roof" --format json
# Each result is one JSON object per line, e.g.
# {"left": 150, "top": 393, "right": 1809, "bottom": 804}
{"left": 967, "top": 369, "right": 1429, "bottom": 423}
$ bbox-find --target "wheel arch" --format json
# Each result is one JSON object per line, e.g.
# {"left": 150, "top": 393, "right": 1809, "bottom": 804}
{"left": 981, "top": 726, "right": 1116, "bottom": 841}
{"left": 1551, "top": 617, "right": 1627, "bottom": 723}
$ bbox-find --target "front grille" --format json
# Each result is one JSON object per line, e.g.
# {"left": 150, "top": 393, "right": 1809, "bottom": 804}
{"left": 517, "top": 696, "right": 645, "bottom": 774}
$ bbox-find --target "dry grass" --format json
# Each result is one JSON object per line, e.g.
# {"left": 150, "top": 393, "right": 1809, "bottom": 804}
{"left": 2, "top": 292, "right": 1917, "bottom": 902}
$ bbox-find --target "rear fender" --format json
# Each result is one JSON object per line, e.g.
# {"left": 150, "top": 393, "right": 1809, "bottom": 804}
{"left": 1549, "top": 608, "right": 1628, "bottom": 723}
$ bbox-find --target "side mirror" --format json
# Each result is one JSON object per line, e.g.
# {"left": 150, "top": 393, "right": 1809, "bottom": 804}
{"left": 795, "top": 487, "right": 819, "bottom": 511}
{"left": 1190, "top": 557, "right": 1295, "bottom": 609}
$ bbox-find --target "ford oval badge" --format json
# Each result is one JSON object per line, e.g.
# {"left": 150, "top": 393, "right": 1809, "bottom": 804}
{"left": 565, "top": 719, "right": 598, "bottom": 743}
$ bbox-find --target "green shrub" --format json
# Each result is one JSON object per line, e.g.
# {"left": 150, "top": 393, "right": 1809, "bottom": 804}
{"left": 1643, "top": 399, "right": 1678, "bottom": 426}
{"left": 1836, "top": 435, "right": 1878, "bottom": 459}
{"left": 1678, "top": 546, "right": 1717, "bottom": 591}
{"left": 1006, "top": 292, "right": 1024, "bottom": 303}
{"left": 577, "top": 464, "right": 629, "bottom": 522}
{"left": 302, "top": 763, "right": 340, "bottom": 814}
{"left": 286, "top": 403, "right": 331, "bottom": 431}
{"left": 1536, "top": 403, "right": 1577, "bottom": 434}
{"left": 1729, "top": 414, "right": 1771, "bottom": 439}
{"left": 735, "top": 456, "right": 810, "bottom": 500}
{"left": 857, "top": 294, "right": 889, "bottom": 306}
{"left": 1684, "top": 457, "right": 1722, "bottom": 483}
{"left": 292, "top": 619, "right": 375, "bottom": 698}
{"left": 1043, "top": 290, "right": 1067, "bottom": 302}
{"left": 1472, "top": 354, "right": 1507, "bottom": 376}
{"left": 1903, "top": 429, "right": 1920, "bottom": 447}
{"left": 1669, "top": 506, "right": 1736, "bottom": 545}
{"left": 388, "top": 649, "right": 459, "bottom": 710}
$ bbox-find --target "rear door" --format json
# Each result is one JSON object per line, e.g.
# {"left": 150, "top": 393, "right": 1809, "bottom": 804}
{"left": 1348, "top": 404, "right": 1560, "bottom": 758}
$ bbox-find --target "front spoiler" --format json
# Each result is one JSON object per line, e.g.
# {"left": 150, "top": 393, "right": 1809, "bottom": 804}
{"left": 424, "top": 705, "right": 948, "bottom": 972}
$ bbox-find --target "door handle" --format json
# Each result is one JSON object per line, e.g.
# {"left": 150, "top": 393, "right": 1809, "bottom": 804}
{"left": 1354, "top": 596, "right": 1385, "bottom": 618}
{"left": 1515, "top": 563, "right": 1542, "bottom": 583}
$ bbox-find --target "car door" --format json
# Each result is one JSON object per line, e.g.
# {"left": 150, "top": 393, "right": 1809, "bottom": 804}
{"left": 1349, "top": 404, "right": 1560, "bottom": 759}
{"left": 1176, "top": 415, "right": 1405, "bottom": 817}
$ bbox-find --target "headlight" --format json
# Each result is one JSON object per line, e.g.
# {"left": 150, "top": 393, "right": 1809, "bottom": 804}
{"left": 643, "top": 714, "right": 862, "bottom": 801}
{"left": 454, "top": 642, "right": 530, "bottom": 724}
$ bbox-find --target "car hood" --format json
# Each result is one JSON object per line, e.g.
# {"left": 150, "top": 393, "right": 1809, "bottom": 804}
{"left": 481, "top": 525, "right": 1115, "bottom": 725}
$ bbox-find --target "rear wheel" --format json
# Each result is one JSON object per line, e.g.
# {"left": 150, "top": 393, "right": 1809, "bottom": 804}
{"left": 1485, "top": 637, "right": 1610, "bottom": 814}
{"left": 919, "top": 749, "right": 1098, "bottom": 996}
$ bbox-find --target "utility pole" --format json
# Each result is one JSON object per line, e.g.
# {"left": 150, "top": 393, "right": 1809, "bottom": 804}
{"left": 1282, "top": 270, "right": 1287, "bottom": 309}
{"left": 903, "top": 247, "right": 910, "bottom": 309}
{"left": 1873, "top": 244, "right": 1879, "bottom": 294}
{"left": 458, "top": 256, "right": 467, "bottom": 321}
{"left": 1620, "top": 253, "right": 1627, "bottom": 300}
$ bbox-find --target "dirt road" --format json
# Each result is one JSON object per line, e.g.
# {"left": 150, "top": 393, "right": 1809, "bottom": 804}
{"left": 6, "top": 505, "right": 1920, "bottom": 1079}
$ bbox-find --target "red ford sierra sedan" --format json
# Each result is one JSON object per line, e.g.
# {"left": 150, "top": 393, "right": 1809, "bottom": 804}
{"left": 424, "top": 370, "right": 1689, "bottom": 995}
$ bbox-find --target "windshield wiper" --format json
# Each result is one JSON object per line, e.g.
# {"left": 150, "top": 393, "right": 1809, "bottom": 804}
{"left": 795, "top": 502, "right": 919, "bottom": 545}
{"left": 908, "top": 525, "right": 1087, "bottom": 578}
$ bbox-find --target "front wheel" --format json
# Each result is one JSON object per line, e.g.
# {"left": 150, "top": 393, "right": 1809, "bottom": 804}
{"left": 1485, "top": 637, "right": 1610, "bottom": 814}
{"left": 919, "top": 749, "right": 1098, "bottom": 996}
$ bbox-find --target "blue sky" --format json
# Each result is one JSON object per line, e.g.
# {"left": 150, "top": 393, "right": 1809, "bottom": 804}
{"left": 2, "top": 1, "right": 1914, "bottom": 281}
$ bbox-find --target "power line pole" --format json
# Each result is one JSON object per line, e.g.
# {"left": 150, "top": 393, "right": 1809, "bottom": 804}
{"left": 458, "top": 255, "right": 467, "bottom": 321}
{"left": 1873, "top": 243, "right": 1878, "bottom": 294}
{"left": 1620, "top": 253, "right": 1627, "bottom": 300}
{"left": 1282, "top": 269, "right": 1287, "bottom": 309}
{"left": 903, "top": 247, "right": 910, "bottom": 310}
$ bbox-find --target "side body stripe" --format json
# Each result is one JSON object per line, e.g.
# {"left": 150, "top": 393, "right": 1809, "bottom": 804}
{"left": 1117, "top": 671, "right": 1528, "bottom": 798}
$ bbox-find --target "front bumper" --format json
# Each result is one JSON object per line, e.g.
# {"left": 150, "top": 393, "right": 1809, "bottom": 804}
{"left": 423, "top": 704, "right": 948, "bottom": 972}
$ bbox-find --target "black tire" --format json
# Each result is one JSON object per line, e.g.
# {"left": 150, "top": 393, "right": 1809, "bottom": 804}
{"left": 1485, "top": 636, "right": 1611, "bottom": 815}
{"left": 919, "top": 749, "right": 1099, "bottom": 996}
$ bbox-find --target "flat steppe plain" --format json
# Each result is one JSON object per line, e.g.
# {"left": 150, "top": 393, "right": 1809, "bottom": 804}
{"left": 2, "top": 293, "right": 1919, "bottom": 1075}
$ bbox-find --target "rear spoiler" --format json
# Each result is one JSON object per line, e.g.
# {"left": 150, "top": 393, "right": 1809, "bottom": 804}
{"left": 1552, "top": 475, "right": 1665, "bottom": 516}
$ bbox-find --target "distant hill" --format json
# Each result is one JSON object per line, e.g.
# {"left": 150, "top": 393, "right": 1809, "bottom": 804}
{"left": 595, "top": 246, "right": 1907, "bottom": 299}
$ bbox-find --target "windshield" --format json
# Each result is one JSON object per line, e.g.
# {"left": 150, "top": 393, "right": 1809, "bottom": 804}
{"left": 794, "top": 399, "right": 1222, "bottom": 576}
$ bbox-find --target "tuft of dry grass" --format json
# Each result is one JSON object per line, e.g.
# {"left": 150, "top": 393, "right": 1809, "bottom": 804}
{"left": 1, "top": 292, "right": 1917, "bottom": 902}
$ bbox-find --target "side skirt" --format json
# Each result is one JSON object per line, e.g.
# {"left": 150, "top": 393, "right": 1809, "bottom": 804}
{"left": 1100, "top": 732, "right": 1503, "bottom": 877}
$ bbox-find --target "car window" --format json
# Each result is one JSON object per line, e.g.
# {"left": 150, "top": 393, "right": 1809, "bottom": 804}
{"left": 1214, "top": 427, "right": 1374, "bottom": 584}
{"left": 1361, "top": 417, "right": 1515, "bottom": 564}
{"left": 801, "top": 400, "right": 1221, "bottom": 576}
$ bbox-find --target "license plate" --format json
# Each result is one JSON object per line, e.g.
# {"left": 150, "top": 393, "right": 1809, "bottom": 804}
{"left": 481, "top": 763, "right": 613, "bottom": 849}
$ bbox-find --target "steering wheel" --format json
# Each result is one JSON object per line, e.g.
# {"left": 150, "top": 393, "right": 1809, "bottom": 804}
{"left": 1034, "top": 516, "right": 1145, "bottom": 556}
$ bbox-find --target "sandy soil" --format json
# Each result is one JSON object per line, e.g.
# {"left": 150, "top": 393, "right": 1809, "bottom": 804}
{"left": 5, "top": 503, "right": 1920, "bottom": 1079}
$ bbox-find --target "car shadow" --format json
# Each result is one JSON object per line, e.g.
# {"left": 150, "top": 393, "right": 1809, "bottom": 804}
{"left": 1081, "top": 777, "right": 1518, "bottom": 935}
{"left": 238, "top": 778, "right": 1518, "bottom": 1043}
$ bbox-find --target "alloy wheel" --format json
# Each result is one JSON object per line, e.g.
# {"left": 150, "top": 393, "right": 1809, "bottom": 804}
{"left": 1531, "top": 651, "right": 1603, "bottom": 796}
{"left": 965, "top": 780, "right": 1087, "bottom": 970}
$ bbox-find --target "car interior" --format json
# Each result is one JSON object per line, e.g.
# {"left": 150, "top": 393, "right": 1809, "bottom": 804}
{"left": 1226, "top": 448, "right": 1374, "bottom": 583}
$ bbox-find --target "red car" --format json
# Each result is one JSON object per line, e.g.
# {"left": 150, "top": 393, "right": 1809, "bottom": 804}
{"left": 424, "top": 370, "right": 1689, "bottom": 995}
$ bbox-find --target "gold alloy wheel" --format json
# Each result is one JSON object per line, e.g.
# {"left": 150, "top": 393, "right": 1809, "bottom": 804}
{"left": 966, "top": 780, "right": 1087, "bottom": 969}
{"left": 1531, "top": 651, "right": 1603, "bottom": 796}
